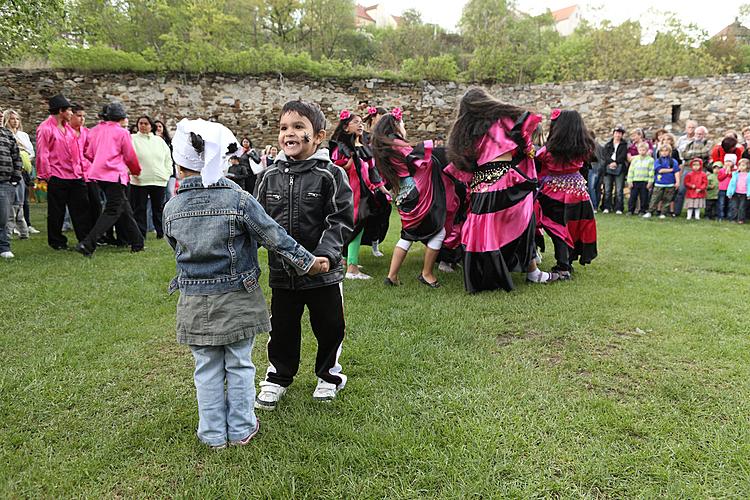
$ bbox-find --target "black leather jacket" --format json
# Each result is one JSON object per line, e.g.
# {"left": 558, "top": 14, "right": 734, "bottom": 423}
{"left": 255, "top": 149, "right": 354, "bottom": 290}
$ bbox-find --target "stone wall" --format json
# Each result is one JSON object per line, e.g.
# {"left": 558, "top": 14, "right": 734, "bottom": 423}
{"left": 2, "top": 69, "right": 750, "bottom": 146}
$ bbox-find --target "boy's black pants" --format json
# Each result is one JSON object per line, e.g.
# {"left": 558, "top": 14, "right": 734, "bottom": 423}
{"left": 266, "top": 284, "right": 345, "bottom": 388}
{"left": 46, "top": 176, "right": 92, "bottom": 249}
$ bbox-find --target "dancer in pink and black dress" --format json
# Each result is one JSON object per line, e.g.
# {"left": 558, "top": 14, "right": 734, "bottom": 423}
{"left": 370, "top": 109, "right": 460, "bottom": 288}
{"left": 534, "top": 110, "right": 597, "bottom": 279}
{"left": 447, "top": 87, "right": 559, "bottom": 293}
{"left": 330, "top": 110, "right": 390, "bottom": 280}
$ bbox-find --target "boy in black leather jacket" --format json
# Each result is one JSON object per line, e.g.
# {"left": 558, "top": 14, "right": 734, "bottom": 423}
{"left": 254, "top": 99, "right": 354, "bottom": 409}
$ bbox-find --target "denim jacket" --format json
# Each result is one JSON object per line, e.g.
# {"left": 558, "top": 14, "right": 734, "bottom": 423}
{"left": 164, "top": 175, "right": 315, "bottom": 295}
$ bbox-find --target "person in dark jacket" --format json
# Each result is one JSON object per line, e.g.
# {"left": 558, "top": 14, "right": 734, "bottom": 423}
{"left": 226, "top": 155, "right": 249, "bottom": 191}
{"left": 254, "top": 99, "right": 354, "bottom": 410}
{"left": 601, "top": 124, "right": 629, "bottom": 213}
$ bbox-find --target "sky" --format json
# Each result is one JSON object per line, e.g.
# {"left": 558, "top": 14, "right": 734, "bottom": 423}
{"left": 373, "top": 0, "right": 745, "bottom": 38}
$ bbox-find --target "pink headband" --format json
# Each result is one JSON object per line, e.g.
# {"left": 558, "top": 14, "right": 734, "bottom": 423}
{"left": 391, "top": 107, "right": 403, "bottom": 122}
{"left": 339, "top": 109, "right": 351, "bottom": 121}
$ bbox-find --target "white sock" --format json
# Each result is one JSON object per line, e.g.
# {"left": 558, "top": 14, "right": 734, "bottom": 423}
{"left": 687, "top": 209, "right": 693, "bottom": 220}
{"left": 527, "top": 268, "right": 542, "bottom": 281}
{"left": 695, "top": 209, "right": 701, "bottom": 220}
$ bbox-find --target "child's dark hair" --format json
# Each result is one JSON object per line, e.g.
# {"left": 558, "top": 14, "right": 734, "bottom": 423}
{"left": 331, "top": 113, "right": 360, "bottom": 150}
{"left": 371, "top": 113, "right": 407, "bottom": 195}
{"left": 363, "top": 107, "right": 387, "bottom": 127}
{"left": 280, "top": 99, "right": 326, "bottom": 134}
{"left": 448, "top": 87, "right": 525, "bottom": 172}
{"left": 546, "top": 110, "right": 595, "bottom": 163}
{"left": 721, "top": 136, "right": 738, "bottom": 153}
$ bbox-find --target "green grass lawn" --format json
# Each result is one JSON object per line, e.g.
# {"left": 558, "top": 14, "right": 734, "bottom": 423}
{"left": 2, "top": 205, "right": 750, "bottom": 497}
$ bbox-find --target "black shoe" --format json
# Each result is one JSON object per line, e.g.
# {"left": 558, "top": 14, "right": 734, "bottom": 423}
{"left": 51, "top": 245, "right": 68, "bottom": 251}
{"left": 383, "top": 277, "right": 400, "bottom": 286}
{"left": 131, "top": 246, "right": 145, "bottom": 253}
{"left": 74, "top": 242, "right": 93, "bottom": 257}
{"left": 156, "top": 234, "right": 164, "bottom": 240}
{"left": 417, "top": 274, "right": 441, "bottom": 288}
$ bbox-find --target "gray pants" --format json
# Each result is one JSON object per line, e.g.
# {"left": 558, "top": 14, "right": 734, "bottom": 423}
{"left": 6, "top": 178, "right": 28, "bottom": 238}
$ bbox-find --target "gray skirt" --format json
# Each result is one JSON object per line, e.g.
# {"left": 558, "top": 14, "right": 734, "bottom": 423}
{"left": 176, "top": 287, "right": 271, "bottom": 346}
{"left": 684, "top": 198, "right": 706, "bottom": 209}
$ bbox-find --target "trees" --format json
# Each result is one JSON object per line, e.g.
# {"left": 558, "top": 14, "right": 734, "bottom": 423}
{"left": 3, "top": 0, "right": 750, "bottom": 83}
{"left": 0, "top": 0, "right": 66, "bottom": 63}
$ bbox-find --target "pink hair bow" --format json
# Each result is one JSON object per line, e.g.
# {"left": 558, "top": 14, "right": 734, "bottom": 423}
{"left": 550, "top": 108, "right": 561, "bottom": 121}
{"left": 391, "top": 107, "right": 403, "bottom": 122}
{"left": 367, "top": 106, "right": 378, "bottom": 116}
{"left": 339, "top": 109, "right": 351, "bottom": 121}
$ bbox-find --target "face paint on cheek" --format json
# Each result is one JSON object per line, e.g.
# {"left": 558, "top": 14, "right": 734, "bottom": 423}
{"left": 303, "top": 132, "right": 311, "bottom": 143}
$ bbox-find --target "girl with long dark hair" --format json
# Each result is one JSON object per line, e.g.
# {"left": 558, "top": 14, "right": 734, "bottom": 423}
{"left": 534, "top": 109, "right": 598, "bottom": 279}
{"left": 447, "top": 87, "right": 558, "bottom": 292}
{"left": 330, "top": 109, "right": 389, "bottom": 279}
{"left": 371, "top": 110, "right": 460, "bottom": 288}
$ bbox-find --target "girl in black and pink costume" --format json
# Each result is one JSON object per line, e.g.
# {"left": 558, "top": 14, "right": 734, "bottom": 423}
{"left": 361, "top": 106, "right": 392, "bottom": 258}
{"left": 371, "top": 108, "right": 462, "bottom": 288}
{"left": 534, "top": 110, "right": 598, "bottom": 279}
{"left": 330, "top": 110, "right": 389, "bottom": 279}
{"left": 446, "top": 88, "right": 559, "bottom": 293}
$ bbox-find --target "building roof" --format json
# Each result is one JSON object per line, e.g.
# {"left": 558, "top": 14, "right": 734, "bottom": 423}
{"left": 713, "top": 20, "right": 750, "bottom": 41}
{"left": 551, "top": 5, "right": 578, "bottom": 23}
{"left": 392, "top": 15, "right": 403, "bottom": 27}
{"left": 355, "top": 4, "right": 375, "bottom": 23}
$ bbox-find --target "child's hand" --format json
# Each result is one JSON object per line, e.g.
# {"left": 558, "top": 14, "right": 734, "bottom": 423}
{"left": 308, "top": 257, "right": 329, "bottom": 275}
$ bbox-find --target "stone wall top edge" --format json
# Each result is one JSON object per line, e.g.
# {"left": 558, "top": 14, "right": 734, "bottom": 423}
{"left": 4, "top": 68, "right": 750, "bottom": 90}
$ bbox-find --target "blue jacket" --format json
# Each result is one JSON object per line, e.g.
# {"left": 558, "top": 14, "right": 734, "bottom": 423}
{"left": 163, "top": 175, "right": 314, "bottom": 296}
{"left": 727, "top": 171, "right": 750, "bottom": 197}
{"left": 653, "top": 156, "right": 680, "bottom": 186}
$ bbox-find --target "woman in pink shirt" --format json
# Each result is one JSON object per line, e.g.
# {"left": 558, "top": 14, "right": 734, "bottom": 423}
{"left": 75, "top": 103, "right": 143, "bottom": 256}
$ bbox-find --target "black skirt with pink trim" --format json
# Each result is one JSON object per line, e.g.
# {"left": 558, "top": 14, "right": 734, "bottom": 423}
{"left": 463, "top": 213, "right": 537, "bottom": 293}
{"left": 535, "top": 172, "right": 597, "bottom": 266}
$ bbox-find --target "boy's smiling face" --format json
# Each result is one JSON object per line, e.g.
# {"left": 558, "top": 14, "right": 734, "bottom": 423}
{"left": 278, "top": 111, "right": 326, "bottom": 160}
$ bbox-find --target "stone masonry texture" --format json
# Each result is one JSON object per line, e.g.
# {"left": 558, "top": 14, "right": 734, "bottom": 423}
{"left": 1, "top": 69, "right": 748, "bottom": 145}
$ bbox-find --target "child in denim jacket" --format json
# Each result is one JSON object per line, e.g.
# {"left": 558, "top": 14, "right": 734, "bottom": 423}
{"left": 163, "top": 119, "right": 326, "bottom": 449}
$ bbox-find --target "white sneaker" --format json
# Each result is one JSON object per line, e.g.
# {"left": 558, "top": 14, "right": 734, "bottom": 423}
{"left": 28, "top": 226, "right": 40, "bottom": 234}
{"left": 12, "top": 228, "right": 20, "bottom": 236}
{"left": 0, "top": 251, "right": 14, "bottom": 259}
{"left": 312, "top": 379, "right": 339, "bottom": 402}
{"left": 371, "top": 241, "right": 384, "bottom": 257}
{"left": 255, "top": 381, "right": 287, "bottom": 411}
{"left": 659, "top": 214, "right": 666, "bottom": 219}
{"left": 438, "top": 261, "right": 454, "bottom": 273}
{"left": 615, "top": 210, "right": 623, "bottom": 215}
{"left": 642, "top": 212, "right": 651, "bottom": 218}
{"left": 346, "top": 272, "right": 371, "bottom": 280}
{"left": 602, "top": 209, "right": 610, "bottom": 214}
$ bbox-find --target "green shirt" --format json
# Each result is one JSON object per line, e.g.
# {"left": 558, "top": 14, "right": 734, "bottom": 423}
{"left": 627, "top": 155, "right": 654, "bottom": 183}
{"left": 706, "top": 172, "right": 719, "bottom": 199}
{"left": 130, "top": 133, "right": 173, "bottom": 186}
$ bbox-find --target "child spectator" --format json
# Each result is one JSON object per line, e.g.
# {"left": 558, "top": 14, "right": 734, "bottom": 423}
{"left": 255, "top": 99, "right": 354, "bottom": 409}
{"left": 627, "top": 141, "right": 654, "bottom": 215}
{"left": 728, "top": 157, "right": 750, "bottom": 224}
{"left": 717, "top": 154, "right": 736, "bottom": 221}
{"left": 705, "top": 162, "right": 720, "bottom": 220}
{"left": 163, "top": 118, "right": 325, "bottom": 449}
{"left": 644, "top": 144, "right": 681, "bottom": 218}
{"left": 683, "top": 158, "right": 708, "bottom": 220}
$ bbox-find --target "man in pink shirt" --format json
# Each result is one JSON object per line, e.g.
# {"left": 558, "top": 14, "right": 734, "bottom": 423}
{"left": 36, "top": 94, "right": 92, "bottom": 250}
{"left": 76, "top": 102, "right": 143, "bottom": 256}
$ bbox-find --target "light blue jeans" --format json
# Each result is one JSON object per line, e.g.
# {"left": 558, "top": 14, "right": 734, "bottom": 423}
{"left": 0, "top": 182, "right": 15, "bottom": 252}
{"left": 189, "top": 337, "right": 257, "bottom": 446}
